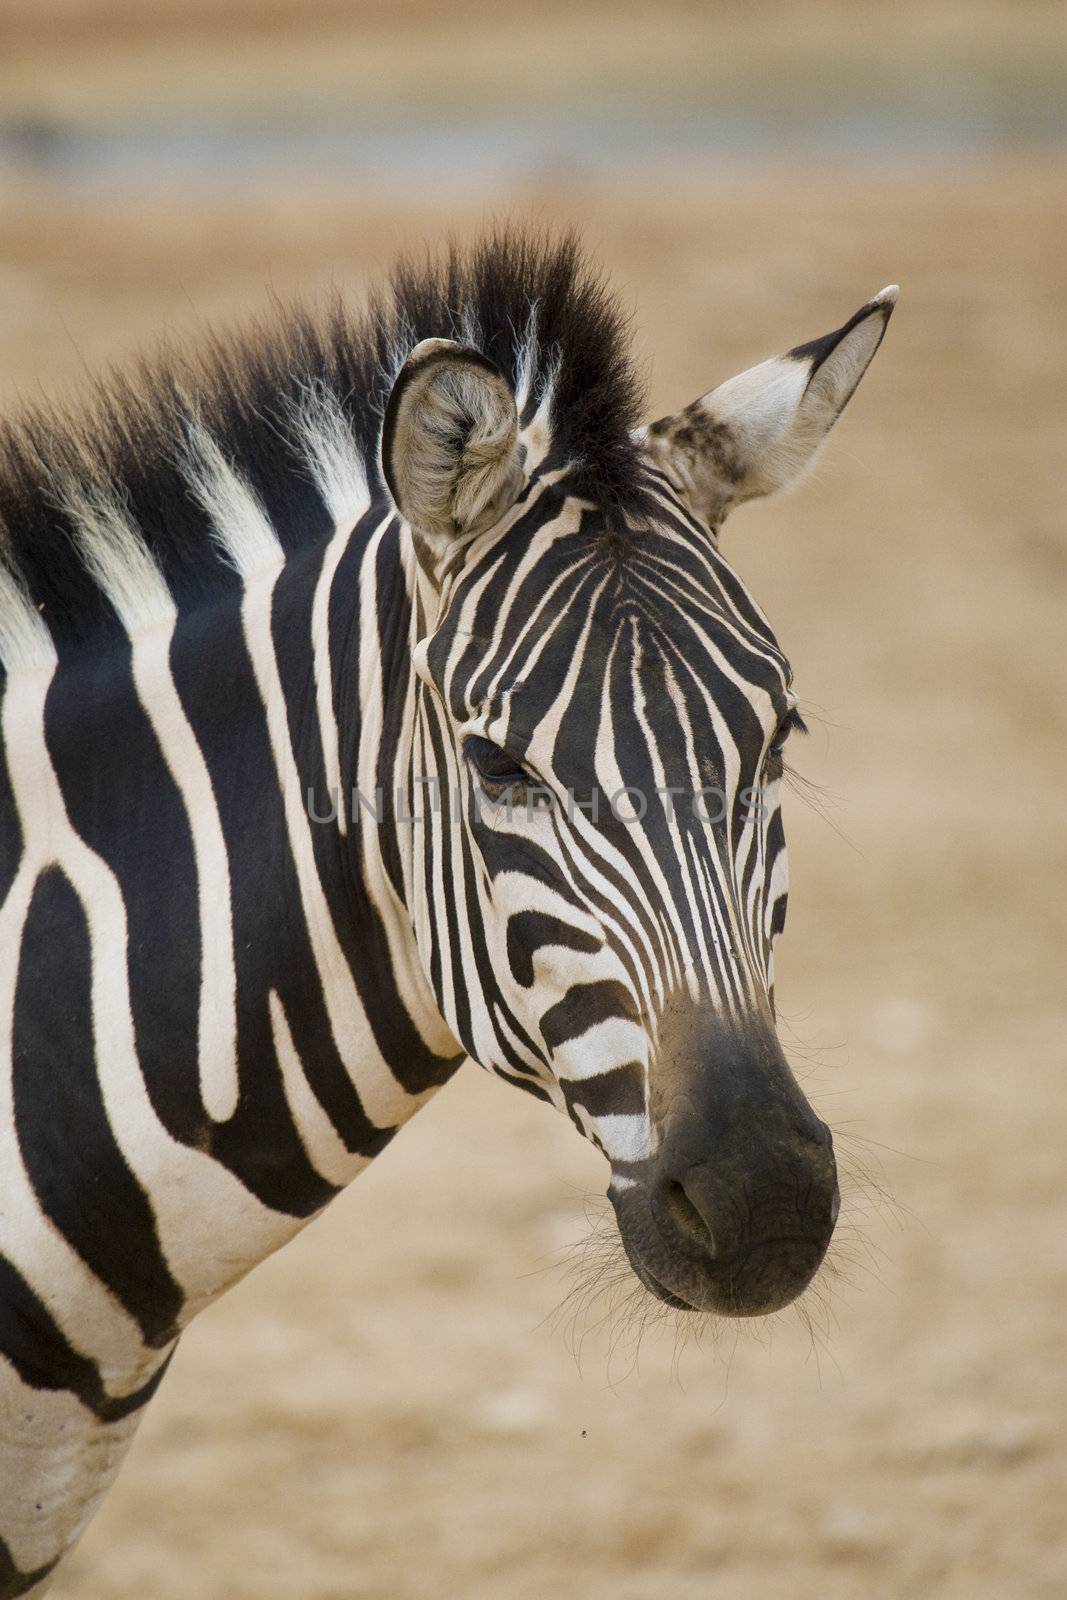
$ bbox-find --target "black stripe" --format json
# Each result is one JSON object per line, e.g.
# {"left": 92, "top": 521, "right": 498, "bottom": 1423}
{"left": 0, "top": 693, "right": 21, "bottom": 907}
{"left": 321, "top": 523, "right": 462, "bottom": 1096}
{"left": 421, "top": 700, "right": 474, "bottom": 1054}
{"left": 506, "top": 912, "right": 601, "bottom": 987}
{"left": 44, "top": 636, "right": 205, "bottom": 1151}
{"left": 0, "top": 1536, "right": 59, "bottom": 1599}
{"left": 541, "top": 980, "right": 640, "bottom": 1052}
{"left": 427, "top": 491, "right": 581, "bottom": 721}
{"left": 13, "top": 867, "right": 184, "bottom": 1346}
{"left": 455, "top": 793, "right": 545, "bottom": 1074}
{"left": 769, "top": 892, "right": 788, "bottom": 940}
{"left": 543, "top": 816, "right": 658, "bottom": 1009}
{"left": 562, "top": 1063, "right": 645, "bottom": 1120}
{"left": 0, "top": 1252, "right": 173, "bottom": 1425}
{"left": 169, "top": 593, "right": 343, "bottom": 1212}
{"left": 496, "top": 1071, "right": 555, "bottom": 1106}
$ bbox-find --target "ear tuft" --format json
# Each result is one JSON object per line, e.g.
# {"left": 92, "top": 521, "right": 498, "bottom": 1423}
{"left": 381, "top": 338, "right": 523, "bottom": 583}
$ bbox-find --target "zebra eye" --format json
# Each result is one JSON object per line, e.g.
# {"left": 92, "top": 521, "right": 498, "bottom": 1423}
{"left": 764, "top": 707, "right": 808, "bottom": 779}
{"left": 464, "top": 736, "right": 531, "bottom": 795}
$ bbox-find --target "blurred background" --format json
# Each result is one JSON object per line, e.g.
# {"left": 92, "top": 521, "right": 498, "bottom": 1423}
{"left": 4, "top": 3, "right": 1064, "bottom": 1596}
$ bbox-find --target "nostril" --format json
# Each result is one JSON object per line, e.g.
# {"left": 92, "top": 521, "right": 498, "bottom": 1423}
{"left": 662, "top": 1179, "right": 717, "bottom": 1255}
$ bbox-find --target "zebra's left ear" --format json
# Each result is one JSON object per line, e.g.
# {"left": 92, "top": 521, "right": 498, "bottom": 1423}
{"left": 381, "top": 338, "right": 525, "bottom": 584}
{"left": 643, "top": 286, "right": 898, "bottom": 527}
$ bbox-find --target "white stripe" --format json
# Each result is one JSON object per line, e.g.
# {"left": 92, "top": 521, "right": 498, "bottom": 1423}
{"left": 355, "top": 523, "right": 463, "bottom": 1062}
{"left": 0, "top": 557, "right": 55, "bottom": 674}
{"left": 1, "top": 667, "right": 312, "bottom": 1325}
{"left": 239, "top": 560, "right": 425, "bottom": 1127}
{"left": 269, "top": 990, "right": 369, "bottom": 1188}
{"left": 180, "top": 422, "right": 283, "bottom": 578}
{"left": 551, "top": 1017, "right": 648, "bottom": 1080}
{"left": 311, "top": 522, "right": 353, "bottom": 836}
{"left": 291, "top": 381, "right": 369, "bottom": 530}
{"left": 0, "top": 1354, "right": 145, "bottom": 1574}
{"left": 296, "top": 390, "right": 372, "bottom": 842}
{"left": 129, "top": 624, "right": 240, "bottom": 1122}
{"left": 0, "top": 812, "right": 149, "bottom": 1375}
{"left": 55, "top": 482, "right": 240, "bottom": 1121}
{"left": 571, "top": 1106, "right": 650, "bottom": 1163}
{"left": 184, "top": 425, "right": 453, "bottom": 1110}
{"left": 518, "top": 350, "right": 561, "bottom": 475}
{"left": 512, "top": 309, "right": 539, "bottom": 414}
{"left": 59, "top": 481, "right": 175, "bottom": 634}
{"left": 764, "top": 824, "right": 789, "bottom": 943}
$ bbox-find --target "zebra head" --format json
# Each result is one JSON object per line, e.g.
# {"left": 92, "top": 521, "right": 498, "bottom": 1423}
{"left": 381, "top": 276, "right": 895, "bottom": 1317}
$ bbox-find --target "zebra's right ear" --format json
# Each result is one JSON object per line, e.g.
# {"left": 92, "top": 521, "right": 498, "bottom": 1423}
{"left": 380, "top": 339, "right": 525, "bottom": 585}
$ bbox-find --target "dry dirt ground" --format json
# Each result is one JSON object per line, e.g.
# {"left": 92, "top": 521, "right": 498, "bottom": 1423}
{"left": 1, "top": 151, "right": 1065, "bottom": 1598}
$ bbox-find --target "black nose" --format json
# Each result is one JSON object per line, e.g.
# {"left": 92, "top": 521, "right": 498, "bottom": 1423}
{"left": 647, "top": 1121, "right": 839, "bottom": 1314}
{"left": 614, "top": 1005, "right": 842, "bottom": 1316}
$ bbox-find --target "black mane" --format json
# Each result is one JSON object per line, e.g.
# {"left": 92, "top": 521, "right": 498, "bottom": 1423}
{"left": 0, "top": 229, "right": 645, "bottom": 653}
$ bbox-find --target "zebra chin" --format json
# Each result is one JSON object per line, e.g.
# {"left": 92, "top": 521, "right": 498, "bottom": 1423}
{"left": 609, "top": 1190, "right": 836, "bottom": 1318}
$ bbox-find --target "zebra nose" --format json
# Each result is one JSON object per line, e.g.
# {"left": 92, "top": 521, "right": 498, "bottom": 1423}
{"left": 650, "top": 1125, "right": 840, "bottom": 1276}
{"left": 655, "top": 1175, "right": 721, "bottom": 1260}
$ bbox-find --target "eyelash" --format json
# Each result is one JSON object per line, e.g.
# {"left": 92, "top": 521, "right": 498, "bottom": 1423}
{"left": 463, "top": 736, "right": 534, "bottom": 800}
{"left": 764, "top": 708, "right": 808, "bottom": 779}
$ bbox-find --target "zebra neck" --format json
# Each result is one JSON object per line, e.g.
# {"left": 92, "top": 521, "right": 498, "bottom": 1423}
{"left": 0, "top": 500, "right": 464, "bottom": 1350}
{"left": 324, "top": 499, "right": 464, "bottom": 1083}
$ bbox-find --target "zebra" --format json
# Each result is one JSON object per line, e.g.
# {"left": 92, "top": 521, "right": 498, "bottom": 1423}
{"left": 0, "top": 230, "right": 895, "bottom": 1594}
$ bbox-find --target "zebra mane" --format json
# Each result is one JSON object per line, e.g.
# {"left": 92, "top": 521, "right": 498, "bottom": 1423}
{"left": 0, "top": 228, "right": 645, "bottom": 667}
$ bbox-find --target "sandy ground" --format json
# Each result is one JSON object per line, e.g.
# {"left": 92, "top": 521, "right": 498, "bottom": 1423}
{"left": 1, "top": 142, "right": 1066, "bottom": 1598}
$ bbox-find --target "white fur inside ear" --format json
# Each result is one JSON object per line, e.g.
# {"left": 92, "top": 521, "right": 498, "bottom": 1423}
{"left": 652, "top": 290, "right": 895, "bottom": 515}
{"left": 804, "top": 311, "right": 889, "bottom": 419}
{"left": 382, "top": 340, "right": 523, "bottom": 580}
{"left": 702, "top": 356, "right": 810, "bottom": 455}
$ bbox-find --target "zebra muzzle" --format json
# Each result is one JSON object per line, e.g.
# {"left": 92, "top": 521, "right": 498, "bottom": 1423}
{"left": 609, "top": 1015, "right": 839, "bottom": 1316}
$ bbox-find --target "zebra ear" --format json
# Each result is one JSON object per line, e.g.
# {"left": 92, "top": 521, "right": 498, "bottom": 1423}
{"left": 643, "top": 286, "right": 898, "bottom": 527}
{"left": 381, "top": 338, "right": 525, "bottom": 583}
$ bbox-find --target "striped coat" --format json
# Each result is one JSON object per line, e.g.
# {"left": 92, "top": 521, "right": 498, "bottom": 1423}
{"left": 0, "top": 232, "right": 895, "bottom": 1594}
